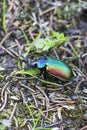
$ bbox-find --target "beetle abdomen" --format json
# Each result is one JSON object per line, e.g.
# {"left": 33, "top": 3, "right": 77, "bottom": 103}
{"left": 46, "top": 58, "right": 73, "bottom": 80}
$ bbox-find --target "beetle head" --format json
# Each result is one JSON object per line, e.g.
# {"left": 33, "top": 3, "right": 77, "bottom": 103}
{"left": 30, "top": 56, "right": 47, "bottom": 69}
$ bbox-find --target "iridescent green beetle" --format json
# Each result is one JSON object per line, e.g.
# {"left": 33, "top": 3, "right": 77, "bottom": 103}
{"left": 31, "top": 56, "right": 73, "bottom": 81}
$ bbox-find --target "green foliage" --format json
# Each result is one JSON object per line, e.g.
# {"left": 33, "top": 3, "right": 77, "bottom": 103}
{"left": 21, "top": 28, "right": 35, "bottom": 55}
{"left": 25, "top": 103, "right": 42, "bottom": 129}
{"left": 33, "top": 38, "right": 53, "bottom": 52}
{"left": 11, "top": 65, "right": 63, "bottom": 86}
{"left": 51, "top": 31, "right": 69, "bottom": 46}
{"left": 14, "top": 69, "right": 62, "bottom": 87}
{"left": 0, "top": 74, "right": 4, "bottom": 78}
{"left": 2, "top": 0, "right": 6, "bottom": 32}
{"left": 33, "top": 31, "right": 69, "bottom": 53}
{"left": 25, "top": 103, "right": 35, "bottom": 127}
{"left": 0, "top": 125, "right": 7, "bottom": 130}
{"left": 17, "top": 60, "right": 22, "bottom": 70}
{"left": 15, "top": 69, "right": 41, "bottom": 76}
{"left": 0, "top": 112, "right": 9, "bottom": 119}
{"left": 17, "top": 117, "right": 27, "bottom": 128}
{"left": 21, "top": 28, "right": 30, "bottom": 45}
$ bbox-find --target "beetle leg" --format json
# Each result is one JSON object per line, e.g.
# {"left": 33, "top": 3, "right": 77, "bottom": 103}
{"left": 42, "top": 67, "right": 47, "bottom": 80}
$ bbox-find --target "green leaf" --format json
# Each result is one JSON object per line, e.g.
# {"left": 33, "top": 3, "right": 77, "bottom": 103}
{"left": 33, "top": 38, "right": 48, "bottom": 51}
{"left": 18, "top": 60, "right": 22, "bottom": 70}
{"left": 2, "top": 0, "right": 6, "bottom": 32}
{"left": 21, "top": 28, "right": 35, "bottom": 55}
{"left": 15, "top": 69, "right": 41, "bottom": 76}
{"left": 25, "top": 103, "right": 35, "bottom": 126}
{"left": 21, "top": 28, "right": 30, "bottom": 45}
{"left": 33, "top": 31, "right": 69, "bottom": 53}
{"left": 13, "top": 69, "right": 62, "bottom": 87}
{"left": 0, "top": 74, "right": 4, "bottom": 79}
{"left": 0, "top": 124, "right": 7, "bottom": 130}
{"left": 51, "top": 31, "right": 69, "bottom": 44}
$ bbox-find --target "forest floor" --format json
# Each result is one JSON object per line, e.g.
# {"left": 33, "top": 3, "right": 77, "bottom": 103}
{"left": 0, "top": 0, "right": 87, "bottom": 130}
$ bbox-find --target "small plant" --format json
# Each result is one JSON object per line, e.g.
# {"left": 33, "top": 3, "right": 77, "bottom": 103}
{"left": 33, "top": 30, "right": 69, "bottom": 53}
{"left": 25, "top": 103, "right": 42, "bottom": 129}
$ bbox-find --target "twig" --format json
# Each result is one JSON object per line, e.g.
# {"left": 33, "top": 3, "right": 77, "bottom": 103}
{"left": 1, "top": 82, "right": 9, "bottom": 102}
{"left": 0, "top": 31, "right": 12, "bottom": 46}
{"left": 20, "top": 83, "right": 35, "bottom": 92}
{"left": 79, "top": 125, "right": 87, "bottom": 130}
{"left": 0, "top": 45, "right": 15, "bottom": 57}
{"left": 35, "top": 85, "right": 49, "bottom": 117}
{"left": 68, "top": 42, "right": 85, "bottom": 67}
{"left": 37, "top": 121, "right": 64, "bottom": 128}
{"left": 13, "top": 116, "right": 18, "bottom": 129}
{"left": 39, "top": 7, "right": 57, "bottom": 16}
{"left": 9, "top": 103, "right": 17, "bottom": 121}
{"left": 0, "top": 91, "right": 7, "bottom": 111}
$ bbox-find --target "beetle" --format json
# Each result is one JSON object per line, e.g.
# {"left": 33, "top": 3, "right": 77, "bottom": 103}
{"left": 30, "top": 56, "right": 73, "bottom": 81}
